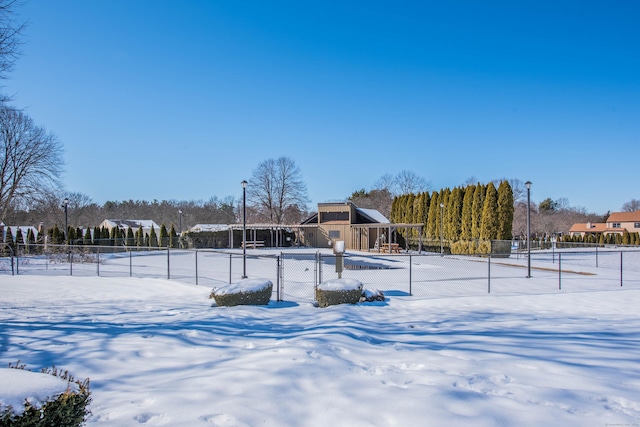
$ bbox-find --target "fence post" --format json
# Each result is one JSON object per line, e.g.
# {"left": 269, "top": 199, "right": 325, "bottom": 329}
{"left": 488, "top": 254, "right": 491, "bottom": 294}
{"left": 620, "top": 251, "right": 623, "bottom": 287}
{"left": 558, "top": 252, "right": 562, "bottom": 290}
{"left": 195, "top": 250, "right": 199, "bottom": 286}
{"left": 229, "top": 253, "right": 232, "bottom": 284}
{"left": 97, "top": 246, "right": 100, "bottom": 276}
{"left": 129, "top": 250, "right": 132, "bottom": 277}
{"left": 15, "top": 245, "right": 19, "bottom": 275}
{"left": 409, "top": 254, "right": 412, "bottom": 296}
{"left": 70, "top": 251, "right": 73, "bottom": 276}
{"left": 314, "top": 251, "right": 319, "bottom": 290}
{"left": 167, "top": 246, "right": 170, "bottom": 280}
{"left": 277, "top": 255, "right": 281, "bottom": 302}
{"left": 596, "top": 246, "right": 598, "bottom": 268}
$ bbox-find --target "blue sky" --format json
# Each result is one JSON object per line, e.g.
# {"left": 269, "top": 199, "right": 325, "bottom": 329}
{"left": 6, "top": 0, "right": 639, "bottom": 214}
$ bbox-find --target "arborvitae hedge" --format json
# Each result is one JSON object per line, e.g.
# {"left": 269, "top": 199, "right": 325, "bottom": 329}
{"left": 390, "top": 180, "right": 514, "bottom": 255}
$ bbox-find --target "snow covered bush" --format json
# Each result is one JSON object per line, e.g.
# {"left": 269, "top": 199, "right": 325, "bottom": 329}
{"left": 0, "top": 363, "right": 91, "bottom": 427}
{"left": 316, "top": 278, "right": 363, "bottom": 308}
{"left": 211, "top": 278, "right": 273, "bottom": 306}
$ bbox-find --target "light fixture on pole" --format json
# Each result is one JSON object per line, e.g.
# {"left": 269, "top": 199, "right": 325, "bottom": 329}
{"left": 241, "top": 180, "right": 248, "bottom": 279}
{"left": 525, "top": 181, "right": 532, "bottom": 278}
{"left": 178, "top": 210, "right": 183, "bottom": 234}
{"left": 440, "top": 202, "right": 444, "bottom": 255}
{"left": 61, "top": 198, "right": 69, "bottom": 244}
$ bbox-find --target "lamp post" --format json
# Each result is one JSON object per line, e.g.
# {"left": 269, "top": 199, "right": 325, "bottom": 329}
{"left": 61, "top": 198, "right": 69, "bottom": 244}
{"left": 525, "top": 181, "right": 532, "bottom": 278}
{"left": 440, "top": 202, "right": 444, "bottom": 255}
{"left": 178, "top": 210, "right": 183, "bottom": 234}
{"left": 241, "top": 180, "right": 248, "bottom": 278}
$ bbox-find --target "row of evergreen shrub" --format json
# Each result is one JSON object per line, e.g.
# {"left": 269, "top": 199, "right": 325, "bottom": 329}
{"left": 390, "top": 181, "right": 514, "bottom": 255}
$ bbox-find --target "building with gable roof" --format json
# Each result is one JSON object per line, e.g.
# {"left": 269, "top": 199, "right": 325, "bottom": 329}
{"left": 569, "top": 210, "right": 640, "bottom": 238}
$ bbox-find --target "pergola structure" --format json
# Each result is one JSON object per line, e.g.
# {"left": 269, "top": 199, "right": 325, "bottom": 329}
{"left": 227, "top": 223, "right": 318, "bottom": 248}
{"left": 226, "top": 222, "right": 424, "bottom": 253}
{"left": 350, "top": 223, "right": 424, "bottom": 253}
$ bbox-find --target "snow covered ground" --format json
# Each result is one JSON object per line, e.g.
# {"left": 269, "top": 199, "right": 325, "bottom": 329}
{"left": 1, "top": 248, "right": 640, "bottom": 426}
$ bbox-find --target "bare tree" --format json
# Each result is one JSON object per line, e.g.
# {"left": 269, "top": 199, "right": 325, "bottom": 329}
{"left": 0, "top": 104, "right": 64, "bottom": 222}
{"left": 348, "top": 188, "right": 393, "bottom": 218}
{"left": 396, "top": 170, "right": 430, "bottom": 195}
{"left": 622, "top": 199, "right": 640, "bottom": 212}
{"left": 374, "top": 170, "right": 430, "bottom": 197}
{"left": 0, "top": 0, "right": 25, "bottom": 100}
{"left": 247, "top": 157, "right": 310, "bottom": 224}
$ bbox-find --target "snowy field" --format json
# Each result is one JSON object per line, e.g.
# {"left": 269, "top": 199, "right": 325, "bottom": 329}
{"left": 1, "top": 248, "right": 640, "bottom": 426}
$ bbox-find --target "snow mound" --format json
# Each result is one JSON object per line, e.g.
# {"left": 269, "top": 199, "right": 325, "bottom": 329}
{"left": 213, "top": 278, "right": 272, "bottom": 296}
{"left": 0, "top": 369, "right": 76, "bottom": 415}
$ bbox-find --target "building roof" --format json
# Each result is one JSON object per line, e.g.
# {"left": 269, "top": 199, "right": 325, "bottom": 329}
{"left": 188, "top": 224, "right": 230, "bottom": 233}
{"left": 356, "top": 207, "right": 390, "bottom": 224}
{"left": 101, "top": 219, "right": 160, "bottom": 230}
{"left": 607, "top": 210, "right": 640, "bottom": 223}
{"left": 569, "top": 223, "right": 610, "bottom": 233}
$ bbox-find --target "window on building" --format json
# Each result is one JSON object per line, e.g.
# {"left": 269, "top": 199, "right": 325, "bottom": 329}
{"left": 320, "top": 211, "right": 349, "bottom": 222}
{"left": 635, "top": 223, "right": 640, "bottom": 229}
{"left": 612, "top": 223, "right": 621, "bottom": 228}
{"left": 329, "top": 230, "right": 340, "bottom": 239}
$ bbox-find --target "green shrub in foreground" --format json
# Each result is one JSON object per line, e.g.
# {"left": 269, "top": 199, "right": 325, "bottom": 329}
{"left": 0, "top": 364, "right": 91, "bottom": 427}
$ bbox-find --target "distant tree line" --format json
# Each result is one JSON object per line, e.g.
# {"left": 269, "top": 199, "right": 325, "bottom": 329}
{"left": 4, "top": 196, "right": 238, "bottom": 237}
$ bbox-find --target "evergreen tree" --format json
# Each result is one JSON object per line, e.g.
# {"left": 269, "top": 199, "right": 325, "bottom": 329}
{"left": 389, "top": 197, "right": 399, "bottom": 223}
{"left": 449, "top": 187, "right": 464, "bottom": 242}
{"left": 108, "top": 226, "right": 118, "bottom": 246}
{"left": 92, "top": 226, "right": 100, "bottom": 245}
{"left": 126, "top": 227, "right": 135, "bottom": 247}
{"left": 160, "top": 224, "right": 169, "bottom": 247}
{"left": 420, "top": 191, "right": 430, "bottom": 234}
{"left": 15, "top": 228, "right": 24, "bottom": 246}
{"left": 26, "top": 228, "right": 35, "bottom": 254}
{"left": 113, "top": 227, "right": 123, "bottom": 247}
{"left": 460, "top": 184, "right": 474, "bottom": 240}
{"left": 52, "top": 225, "right": 63, "bottom": 245}
{"left": 149, "top": 226, "right": 158, "bottom": 247}
{"left": 68, "top": 227, "right": 77, "bottom": 244}
{"left": 84, "top": 227, "right": 93, "bottom": 245}
{"left": 169, "top": 224, "right": 179, "bottom": 249}
{"left": 622, "top": 229, "right": 630, "bottom": 245}
{"left": 497, "top": 180, "right": 514, "bottom": 240}
{"left": 440, "top": 188, "right": 451, "bottom": 242}
{"left": 4, "top": 227, "right": 14, "bottom": 253}
{"left": 471, "top": 183, "right": 485, "bottom": 240}
{"left": 480, "top": 182, "right": 499, "bottom": 240}
{"left": 136, "top": 225, "right": 144, "bottom": 248}
{"left": 426, "top": 191, "right": 439, "bottom": 240}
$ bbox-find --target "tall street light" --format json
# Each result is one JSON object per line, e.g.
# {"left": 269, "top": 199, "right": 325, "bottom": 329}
{"left": 61, "top": 198, "right": 69, "bottom": 244}
{"left": 178, "top": 210, "right": 183, "bottom": 234}
{"left": 241, "top": 180, "right": 248, "bottom": 279}
{"left": 440, "top": 202, "right": 444, "bottom": 255}
{"left": 525, "top": 181, "right": 532, "bottom": 278}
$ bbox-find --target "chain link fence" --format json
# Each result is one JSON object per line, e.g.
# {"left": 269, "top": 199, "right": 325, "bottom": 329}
{"left": 2, "top": 243, "right": 639, "bottom": 303}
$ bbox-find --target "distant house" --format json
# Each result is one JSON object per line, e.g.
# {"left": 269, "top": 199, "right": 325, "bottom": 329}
{"left": 569, "top": 210, "right": 640, "bottom": 238}
{"left": 1, "top": 223, "right": 39, "bottom": 242}
{"left": 99, "top": 219, "right": 161, "bottom": 236}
